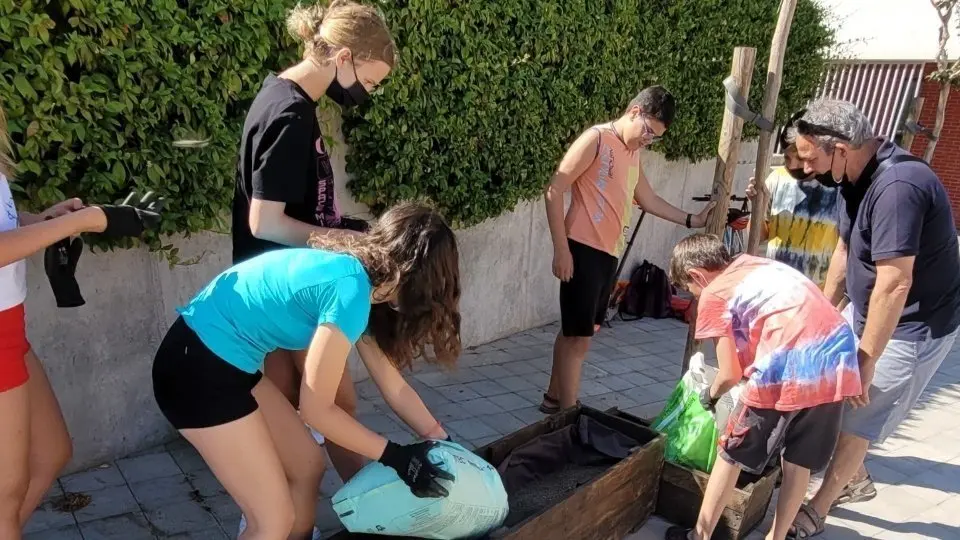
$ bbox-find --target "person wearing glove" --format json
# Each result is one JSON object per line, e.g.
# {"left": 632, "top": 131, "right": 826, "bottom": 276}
{"left": 0, "top": 104, "right": 166, "bottom": 537}
{"left": 41, "top": 189, "right": 164, "bottom": 308}
{"left": 152, "top": 201, "right": 462, "bottom": 540}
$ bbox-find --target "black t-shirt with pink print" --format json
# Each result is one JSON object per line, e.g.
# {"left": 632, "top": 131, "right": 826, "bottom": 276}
{"left": 232, "top": 74, "right": 366, "bottom": 264}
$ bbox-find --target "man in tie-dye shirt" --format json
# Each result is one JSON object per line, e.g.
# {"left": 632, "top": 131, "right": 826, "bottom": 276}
{"left": 663, "top": 234, "right": 860, "bottom": 540}
{"left": 748, "top": 114, "right": 840, "bottom": 287}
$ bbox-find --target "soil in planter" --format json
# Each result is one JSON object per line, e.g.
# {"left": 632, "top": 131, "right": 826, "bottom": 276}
{"left": 494, "top": 414, "right": 642, "bottom": 530}
{"left": 503, "top": 463, "right": 609, "bottom": 527}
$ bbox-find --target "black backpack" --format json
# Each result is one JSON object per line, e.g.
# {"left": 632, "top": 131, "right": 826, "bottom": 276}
{"left": 620, "top": 260, "right": 673, "bottom": 320}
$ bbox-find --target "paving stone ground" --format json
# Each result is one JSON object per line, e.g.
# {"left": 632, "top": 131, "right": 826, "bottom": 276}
{"left": 25, "top": 317, "right": 960, "bottom": 539}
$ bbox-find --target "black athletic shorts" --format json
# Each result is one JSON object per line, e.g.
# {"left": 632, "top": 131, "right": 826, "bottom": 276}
{"left": 152, "top": 317, "right": 263, "bottom": 430}
{"left": 559, "top": 239, "right": 618, "bottom": 337}
{"left": 718, "top": 400, "right": 843, "bottom": 474}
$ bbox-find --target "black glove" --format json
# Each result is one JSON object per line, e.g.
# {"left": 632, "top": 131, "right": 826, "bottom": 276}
{"left": 44, "top": 237, "right": 85, "bottom": 308}
{"left": 699, "top": 386, "right": 719, "bottom": 413}
{"left": 95, "top": 190, "right": 164, "bottom": 239}
{"left": 339, "top": 216, "right": 370, "bottom": 233}
{"left": 379, "top": 440, "right": 455, "bottom": 498}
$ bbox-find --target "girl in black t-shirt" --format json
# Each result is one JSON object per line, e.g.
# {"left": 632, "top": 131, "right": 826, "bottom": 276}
{"left": 231, "top": 4, "right": 452, "bottom": 536}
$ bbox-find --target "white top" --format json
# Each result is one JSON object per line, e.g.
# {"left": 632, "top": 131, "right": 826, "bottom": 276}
{"left": 0, "top": 174, "right": 27, "bottom": 311}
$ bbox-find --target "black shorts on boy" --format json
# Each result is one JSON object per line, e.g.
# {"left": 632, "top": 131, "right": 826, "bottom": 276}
{"left": 719, "top": 400, "right": 843, "bottom": 474}
{"left": 559, "top": 239, "right": 618, "bottom": 337}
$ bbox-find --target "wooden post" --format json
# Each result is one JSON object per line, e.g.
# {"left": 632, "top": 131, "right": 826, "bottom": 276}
{"left": 745, "top": 0, "right": 799, "bottom": 257}
{"left": 900, "top": 96, "right": 925, "bottom": 153}
{"left": 681, "top": 46, "right": 757, "bottom": 372}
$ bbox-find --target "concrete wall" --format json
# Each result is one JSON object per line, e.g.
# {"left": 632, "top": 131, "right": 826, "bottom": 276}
{"left": 22, "top": 118, "right": 759, "bottom": 472}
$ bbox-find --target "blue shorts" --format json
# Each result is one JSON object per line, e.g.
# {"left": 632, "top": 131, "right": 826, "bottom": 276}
{"left": 840, "top": 305, "right": 959, "bottom": 443}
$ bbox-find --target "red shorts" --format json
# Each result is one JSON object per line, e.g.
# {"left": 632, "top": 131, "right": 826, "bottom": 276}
{"left": 0, "top": 303, "right": 30, "bottom": 392}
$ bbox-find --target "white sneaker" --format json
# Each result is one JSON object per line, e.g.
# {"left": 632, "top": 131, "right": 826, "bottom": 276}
{"left": 237, "top": 515, "right": 322, "bottom": 539}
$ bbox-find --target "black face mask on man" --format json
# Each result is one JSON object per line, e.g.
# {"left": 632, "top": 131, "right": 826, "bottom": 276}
{"left": 326, "top": 56, "right": 369, "bottom": 108}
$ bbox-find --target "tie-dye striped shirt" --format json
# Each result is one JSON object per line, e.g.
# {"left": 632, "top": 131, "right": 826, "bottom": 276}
{"left": 763, "top": 168, "right": 840, "bottom": 287}
{"left": 695, "top": 255, "right": 861, "bottom": 411}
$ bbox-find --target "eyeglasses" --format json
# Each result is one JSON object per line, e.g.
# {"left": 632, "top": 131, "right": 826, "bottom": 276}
{"left": 640, "top": 115, "right": 663, "bottom": 144}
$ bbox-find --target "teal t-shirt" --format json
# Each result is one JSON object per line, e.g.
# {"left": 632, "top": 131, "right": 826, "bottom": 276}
{"left": 178, "top": 249, "right": 372, "bottom": 374}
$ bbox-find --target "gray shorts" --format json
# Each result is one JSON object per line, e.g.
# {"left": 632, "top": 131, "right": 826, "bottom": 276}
{"left": 841, "top": 305, "right": 960, "bottom": 443}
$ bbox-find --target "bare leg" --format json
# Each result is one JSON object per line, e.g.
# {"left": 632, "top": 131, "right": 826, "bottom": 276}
{"left": 767, "top": 459, "right": 811, "bottom": 540}
{"left": 182, "top": 408, "right": 295, "bottom": 539}
{"left": 0, "top": 381, "right": 30, "bottom": 540}
{"left": 264, "top": 349, "right": 301, "bottom": 406}
{"left": 18, "top": 350, "right": 72, "bottom": 525}
{"left": 806, "top": 432, "right": 869, "bottom": 519}
{"left": 546, "top": 334, "right": 591, "bottom": 408}
{"left": 691, "top": 457, "right": 741, "bottom": 540}
{"left": 252, "top": 379, "right": 327, "bottom": 539}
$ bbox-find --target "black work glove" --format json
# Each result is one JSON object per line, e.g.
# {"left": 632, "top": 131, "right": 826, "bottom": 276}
{"left": 699, "top": 386, "right": 719, "bottom": 413}
{"left": 95, "top": 190, "right": 164, "bottom": 239}
{"left": 44, "top": 237, "right": 85, "bottom": 308}
{"left": 339, "top": 216, "right": 370, "bottom": 233}
{"left": 379, "top": 440, "right": 455, "bottom": 498}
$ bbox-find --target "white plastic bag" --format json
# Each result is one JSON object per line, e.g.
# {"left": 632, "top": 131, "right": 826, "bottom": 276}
{"left": 332, "top": 441, "right": 508, "bottom": 539}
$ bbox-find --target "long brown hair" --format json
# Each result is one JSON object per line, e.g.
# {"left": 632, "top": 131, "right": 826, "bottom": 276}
{"left": 287, "top": 0, "right": 397, "bottom": 67}
{"left": 310, "top": 201, "right": 461, "bottom": 369}
{"left": 0, "top": 104, "right": 15, "bottom": 179}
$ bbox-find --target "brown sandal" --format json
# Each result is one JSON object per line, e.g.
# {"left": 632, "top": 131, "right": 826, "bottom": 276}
{"left": 788, "top": 503, "right": 825, "bottom": 539}
{"left": 537, "top": 394, "right": 581, "bottom": 414}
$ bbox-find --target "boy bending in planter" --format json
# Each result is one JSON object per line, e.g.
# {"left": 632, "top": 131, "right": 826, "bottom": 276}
{"left": 665, "top": 234, "right": 860, "bottom": 540}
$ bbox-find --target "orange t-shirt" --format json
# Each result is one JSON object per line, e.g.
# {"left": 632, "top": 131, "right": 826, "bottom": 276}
{"left": 564, "top": 124, "right": 640, "bottom": 257}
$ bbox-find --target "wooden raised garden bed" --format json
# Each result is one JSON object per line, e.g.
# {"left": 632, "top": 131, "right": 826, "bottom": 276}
{"left": 606, "top": 409, "right": 778, "bottom": 540}
{"left": 329, "top": 405, "right": 665, "bottom": 540}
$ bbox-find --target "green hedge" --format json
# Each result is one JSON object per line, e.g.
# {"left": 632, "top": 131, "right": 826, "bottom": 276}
{"left": 0, "top": 0, "right": 299, "bottom": 250}
{"left": 1, "top": 0, "right": 832, "bottom": 245}
{"left": 346, "top": 0, "right": 833, "bottom": 226}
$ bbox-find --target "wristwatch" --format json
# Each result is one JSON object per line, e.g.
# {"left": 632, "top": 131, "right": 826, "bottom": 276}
{"left": 685, "top": 213, "right": 692, "bottom": 229}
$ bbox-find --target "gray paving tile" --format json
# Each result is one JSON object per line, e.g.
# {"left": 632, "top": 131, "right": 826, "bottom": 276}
{"left": 487, "top": 392, "right": 536, "bottom": 412}
{"left": 458, "top": 397, "right": 506, "bottom": 415}
{"left": 431, "top": 401, "right": 474, "bottom": 422}
{"left": 414, "top": 371, "right": 458, "bottom": 387}
{"left": 24, "top": 525, "right": 83, "bottom": 540}
{"left": 594, "top": 374, "right": 637, "bottom": 392}
{"left": 497, "top": 375, "right": 539, "bottom": 392}
{"left": 409, "top": 385, "right": 450, "bottom": 408}
{"left": 580, "top": 362, "right": 609, "bottom": 380}
{"left": 591, "top": 359, "right": 635, "bottom": 375}
{"left": 356, "top": 412, "right": 403, "bottom": 434}
{"left": 73, "top": 485, "right": 139, "bottom": 523}
{"left": 515, "top": 389, "right": 545, "bottom": 406}
{"left": 483, "top": 412, "right": 529, "bottom": 435}
{"left": 507, "top": 346, "right": 545, "bottom": 362}
{"left": 60, "top": 465, "right": 126, "bottom": 493}
{"left": 507, "top": 406, "right": 545, "bottom": 426}
{"left": 468, "top": 435, "right": 502, "bottom": 449}
{"left": 23, "top": 498, "right": 76, "bottom": 534}
{"left": 116, "top": 452, "right": 182, "bottom": 484}
{"left": 130, "top": 474, "right": 196, "bottom": 511}
{"left": 199, "top": 493, "right": 241, "bottom": 530}
{"left": 583, "top": 392, "right": 639, "bottom": 411}
{"left": 78, "top": 511, "right": 154, "bottom": 540}
{"left": 446, "top": 418, "right": 499, "bottom": 440}
{"left": 316, "top": 497, "right": 343, "bottom": 533}
{"left": 169, "top": 444, "right": 207, "bottom": 474}
{"left": 473, "top": 364, "right": 514, "bottom": 380}
{"left": 169, "top": 528, "right": 230, "bottom": 539}
{"left": 464, "top": 379, "right": 512, "bottom": 397}
{"left": 501, "top": 360, "right": 543, "bottom": 376}
{"left": 578, "top": 379, "right": 613, "bottom": 397}
{"left": 186, "top": 469, "right": 227, "bottom": 499}
{"left": 145, "top": 500, "right": 220, "bottom": 535}
{"left": 436, "top": 384, "right": 483, "bottom": 402}
{"left": 621, "top": 371, "right": 658, "bottom": 387}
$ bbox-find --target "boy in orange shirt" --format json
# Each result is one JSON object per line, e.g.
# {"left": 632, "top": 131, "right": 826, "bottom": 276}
{"left": 540, "top": 86, "right": 715, "bottom": 413}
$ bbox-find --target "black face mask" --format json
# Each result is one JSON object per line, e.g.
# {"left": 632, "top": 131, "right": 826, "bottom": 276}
{"left": 326, "top": 58, "right": 369, "bottom": 108}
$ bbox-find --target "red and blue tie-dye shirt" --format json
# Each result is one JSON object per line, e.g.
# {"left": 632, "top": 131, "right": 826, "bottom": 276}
{"left": 695, "top": 255, "right": 861, "bottom": 411}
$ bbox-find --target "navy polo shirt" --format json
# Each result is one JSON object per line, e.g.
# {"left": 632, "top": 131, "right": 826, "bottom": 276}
{"left": 839, "top": 139, "right": 960, "bottom": 341}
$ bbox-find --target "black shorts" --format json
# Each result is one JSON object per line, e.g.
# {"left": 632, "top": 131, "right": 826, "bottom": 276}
{"left": 718, "top": 400, "right": 843, "bottom": 474}
{"left": 152, "top": 317, "right": 263, "bottom": 430}
{"left": 559, "top": 239, "right": 618, "bottom": 337}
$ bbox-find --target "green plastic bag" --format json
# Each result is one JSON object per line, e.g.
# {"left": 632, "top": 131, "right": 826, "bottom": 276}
{"left": 651, "top": 370, "right": 719, "bottom": 473}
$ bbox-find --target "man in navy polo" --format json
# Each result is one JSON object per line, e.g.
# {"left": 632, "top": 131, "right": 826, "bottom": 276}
{"left": 787, "top": 99, "right": 960, "bottom": 537}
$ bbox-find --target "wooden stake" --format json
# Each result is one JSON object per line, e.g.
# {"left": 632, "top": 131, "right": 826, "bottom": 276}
{"left": 900, "top": 96, "right": 925, "bottom": 153}
{"left": 681, "top": 46, "right": 757, "bottom": 372}
{"left": 746, "top": 0, "right": 799, "bottom": 257}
